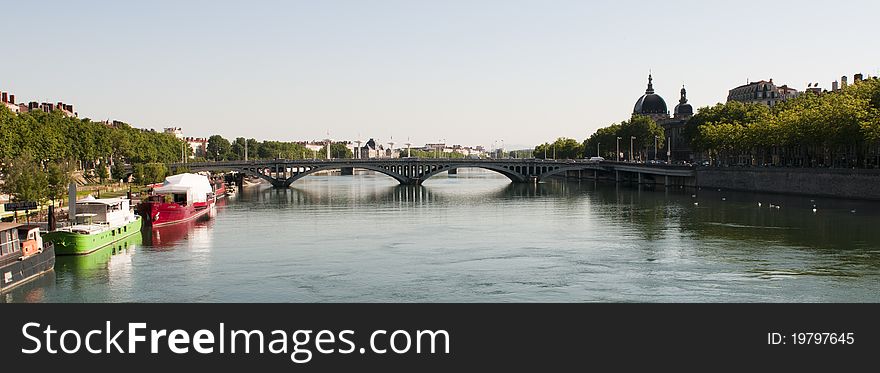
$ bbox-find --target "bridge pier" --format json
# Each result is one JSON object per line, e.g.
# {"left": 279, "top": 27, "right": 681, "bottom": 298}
{"left": 171, "top": 159, "right": 696, "bottom": 189}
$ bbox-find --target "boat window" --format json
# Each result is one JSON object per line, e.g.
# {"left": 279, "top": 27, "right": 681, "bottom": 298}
{"left": 173, "top": 193, "right": 187, "bottom": 205}
{"left": 0, "top": 231, "right": 20, "bottom": 256}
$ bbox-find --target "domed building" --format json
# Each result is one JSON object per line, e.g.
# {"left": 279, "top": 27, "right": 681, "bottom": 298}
{"left": 633, "top": 74, "right": 670, "bottom": 123}
{"left": 673, "top": 85, "right": 693, "bottom": 119}
{"left": 630, "top": 74, "right": 695, "bottom": 162}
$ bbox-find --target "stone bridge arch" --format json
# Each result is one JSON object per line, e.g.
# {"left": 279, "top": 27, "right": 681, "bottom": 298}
{"left": 237, "top": 164, "right": 411, "bottom": 187}
{"left": 416, "top": 163, "right": 528, "bottom": 183}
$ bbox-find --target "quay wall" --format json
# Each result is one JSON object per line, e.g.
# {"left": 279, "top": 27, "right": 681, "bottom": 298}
{"left": 557, "top": 167, "right": 880, "bottom": 200}
{"left": 694, "top": 167, "right": 880, "bottom": 200}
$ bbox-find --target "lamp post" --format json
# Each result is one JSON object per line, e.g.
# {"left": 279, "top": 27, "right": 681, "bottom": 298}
{"left": 630, "top": 136, "right": 635, "bottom": 162}
{"left": 616, "top": 137, "right": 621, "bottom": 162}
{"left": 597, "top": 142, "right": 600, "bottom": 158}
{"left": 654, "top": 135, "right": 658, "bottom": 161}
{"left": 667, "top": 136, "right": 672, "bottom": 162}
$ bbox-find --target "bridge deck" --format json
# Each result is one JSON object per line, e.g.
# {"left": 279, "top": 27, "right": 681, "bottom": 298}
{"left": 171, "top": 159, "right": 694, "bottom": 187}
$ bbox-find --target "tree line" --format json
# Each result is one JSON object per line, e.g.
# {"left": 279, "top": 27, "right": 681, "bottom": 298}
{"left": 683, "top": 77, "right": 880, "bottom": 167}
{"left": 1, "top": 106, "right": 190, "bottom": 203}
{"left": 203, "top": 135, "right": 352, "bottom": 161}
{"left": 535, "top": 115, "right": 666, "bottom": 161}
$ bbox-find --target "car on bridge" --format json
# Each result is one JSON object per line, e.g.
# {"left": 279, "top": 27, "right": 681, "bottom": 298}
{"left": 588, "top": 156, "right": 605, "bottom": 162}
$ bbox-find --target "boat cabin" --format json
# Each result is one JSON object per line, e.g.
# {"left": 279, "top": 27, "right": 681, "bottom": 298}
{"left": 74, "top": 197, "right": 132, "bottom": 226}
{"left": 0, "top": 223, "right": 44, "bottom": 263}
{"left": 150, "top": 173, "right": 213, "bottom": 206}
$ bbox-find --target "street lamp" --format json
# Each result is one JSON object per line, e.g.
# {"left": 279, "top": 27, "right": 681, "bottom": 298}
{"left": 616, "top": 137, "right": 621, "bottom": 162}
{"left": 654, "top": 135, "right": 659, "bottom": 161}
{"left": 630, "top": 136, "right": 636, "bottom": 162}
{"left": 667, "top": 136, "right": 672, "bottom": 162}
{"left": 597, "top": 142, "right": 600, "bottom": 158}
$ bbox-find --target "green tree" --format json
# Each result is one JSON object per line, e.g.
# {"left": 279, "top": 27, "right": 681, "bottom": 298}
{"left": 534, "top": 138, "right": 584, "bottom": 159}
{"left": 132, "top": 164, "right": 145, "bottom": 185}
{"left": 111, "top": 162, "right": 127, "bottom": 182}
{"left": 47, "top": 161, "right": 72, "bottom": 203}
{"left": 144, "top": 163, "right": 168, "bottom": 184}
{"left": 96, "top": 163, "right": 109, "bottom": 184}
{"left": 206, "top": 135, "right": 232, "bottom": 161}
{"left": 320, "top": 142, "right": 354, "bottom": 159}
{"left": 582, "top": 116, "right": 663, "bottom": 161}
{"left": 1, "top": 156, "right": 49, "bottom": 203}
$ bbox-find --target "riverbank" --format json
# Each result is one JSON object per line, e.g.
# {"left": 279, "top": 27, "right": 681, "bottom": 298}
{"left": 556, "top": 166, "right": 880, "bottom": 201}
{"left": 694, "top": 167, "right": 880, "bottom": 200}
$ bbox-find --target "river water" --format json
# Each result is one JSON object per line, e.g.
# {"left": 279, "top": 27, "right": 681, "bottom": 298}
{"left": 5, "top": 169, "right": 880, "bottom": 302}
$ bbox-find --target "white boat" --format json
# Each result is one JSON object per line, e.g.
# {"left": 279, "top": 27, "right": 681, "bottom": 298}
{"left": 42, "top": 196, "right": 143, "bottom": 255}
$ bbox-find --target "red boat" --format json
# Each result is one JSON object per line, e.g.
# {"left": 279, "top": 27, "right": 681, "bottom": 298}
{"left": 213, "top": 178, "right": 229, "bottom": 199}
{"left": 138, "top": 173, "right": 216, "bottom": 227}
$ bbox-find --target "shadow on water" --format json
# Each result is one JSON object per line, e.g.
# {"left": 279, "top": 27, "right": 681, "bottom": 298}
{"left": 1, "top": 270, "right": 56, "bottom": 303}
{"left": 581, "top": 180, "right": 880, "bottom": 275}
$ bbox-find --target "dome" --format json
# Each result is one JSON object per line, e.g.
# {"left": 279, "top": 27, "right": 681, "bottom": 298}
{"left": 674, "top": 103, "right": 693, "bottom": 115}
{"left": 633, "top": 74, "right": 668, "bottom": 115}
{"left": 674, "top": 85, "right": 693, "bottom": 116}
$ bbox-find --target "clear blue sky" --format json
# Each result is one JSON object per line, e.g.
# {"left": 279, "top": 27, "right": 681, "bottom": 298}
{"left": 2, "top": 0, "right": 878, "bottom": 149}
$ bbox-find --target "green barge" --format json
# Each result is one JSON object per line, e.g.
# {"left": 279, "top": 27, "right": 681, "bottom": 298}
{"left": 42, "top": 196, "right": 143, "bottom": 255}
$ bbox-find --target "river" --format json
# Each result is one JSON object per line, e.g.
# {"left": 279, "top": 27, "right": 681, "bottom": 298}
{"left": 5, "top": 168, "right": 880, "bottom": 302}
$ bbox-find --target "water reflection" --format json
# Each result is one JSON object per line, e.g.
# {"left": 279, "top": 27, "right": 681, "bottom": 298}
{"left": 7, "top": 168, "right": 880, "bottom": 302}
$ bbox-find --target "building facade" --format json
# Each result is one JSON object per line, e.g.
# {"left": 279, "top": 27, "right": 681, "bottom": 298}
{"left": 631, "top": 74, "right": 695, "bottom": 162}
{"left": 727, "top": 79, "right": 800, "bottom": 107}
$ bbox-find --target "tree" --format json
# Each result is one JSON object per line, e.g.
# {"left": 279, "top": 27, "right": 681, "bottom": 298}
{"left": 47, "top": 161, "right": 72, "bottom": 203}
{"left": 111, "top": 162, "right": 127, "bottom": 182}
{"left": 206, "top": 135, "right": 232, "bottom": 161}
{"left": 534, "top": 138, "right": 584, "bottom": 159}
{"left": 144, "top": 163, "right": 168, "bottom": 184}
{"left": 231, "top": 137, "right": 247, "bottom": 160}
{"left": 1, "top": 156, "right": 49, "bottom": 203}
{"left": 132, "top": 164, "right": 145, "bottom": 185}
{"left": 584, "top": 123, "right": 622, "bottom": 159}
{"left": 321, "top": 142, "right": 354, "bottom": 159}
{"left": 582, "top": 116, "right": 663, "bottom": 161}
{"left": 96, "top": 162, "right": 109, "bottom": 184}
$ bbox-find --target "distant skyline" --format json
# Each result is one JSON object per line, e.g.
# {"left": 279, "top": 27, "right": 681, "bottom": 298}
{"left": 3, "top": 0, "right": 879, "bottom": 149}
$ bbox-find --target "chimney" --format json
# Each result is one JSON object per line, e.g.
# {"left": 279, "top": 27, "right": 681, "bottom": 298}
{"left": 841, "top": 76, "right": 848, "bottom": 88}
{"left": 1, "top": 92, "right": 6, "bottom": 103}
{"left": 9, "top": 94, "right": 13, "bottom": 104}
{"left": 832, "top": 81, "right": 839, "bottom": 91}
{"left": 855, "top": 73, "right": 863, "bottom": 82}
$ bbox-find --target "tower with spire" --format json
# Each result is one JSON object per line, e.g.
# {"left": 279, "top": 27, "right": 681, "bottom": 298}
{"left": 673, "top": 85, "right": 694, "bottom": 120}
{"left": 628, "top": 71, "right": 697, "bottom": 162}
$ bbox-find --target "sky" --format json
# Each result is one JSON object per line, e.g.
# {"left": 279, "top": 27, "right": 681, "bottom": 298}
{"left": 2, "top": 0, "right": 879, "bottom": 150}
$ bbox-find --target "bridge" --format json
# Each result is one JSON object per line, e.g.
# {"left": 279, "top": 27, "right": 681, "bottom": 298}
{"left": 172, "top": 159, "right": 695, "bottom": 188}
